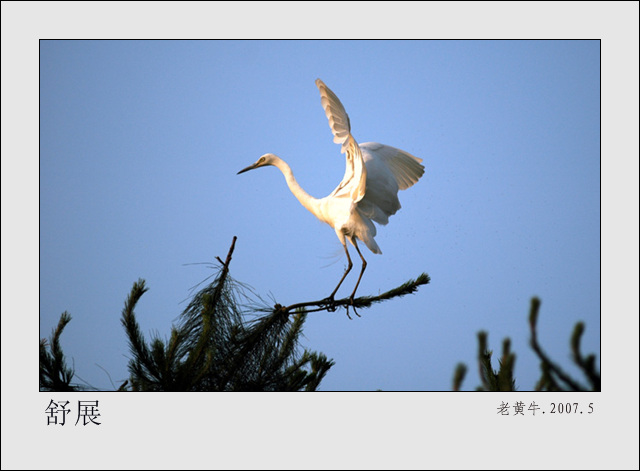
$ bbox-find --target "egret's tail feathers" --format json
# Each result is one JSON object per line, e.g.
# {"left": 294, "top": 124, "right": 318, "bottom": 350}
{"left": 354, "top": 212, "right": 382, "bottom": 255}
{"left": 362, "top": 237, "right": 382, "bottom": 255}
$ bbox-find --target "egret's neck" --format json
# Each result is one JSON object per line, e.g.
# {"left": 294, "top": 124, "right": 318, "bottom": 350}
{"left": 271, "top": 157, "right": 322, "bottom": 219}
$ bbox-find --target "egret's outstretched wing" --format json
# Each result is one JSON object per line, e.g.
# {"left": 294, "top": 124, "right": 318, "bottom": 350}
{"left": 316, "top": 79, "right": 367, "bottom": 203}
{"left": 357, "top": 142, "right": 425, "bottom": 225}
{"left": 361, "top": 142, "right": 424, "bottom": 190}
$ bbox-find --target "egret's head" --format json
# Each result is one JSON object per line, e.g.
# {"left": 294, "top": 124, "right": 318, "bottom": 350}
{"left": 237, "top": 153, "right": 278, "bottom": 175}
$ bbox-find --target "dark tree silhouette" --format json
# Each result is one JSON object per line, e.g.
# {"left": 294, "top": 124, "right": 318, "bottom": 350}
{"left": 40, "top": 236, "right": 430, "bottom": 391}
{"left": 40, "top": 312, "right": 77, "bottom": 391}
{"left": 120, "top": 237, "right": 337, "bottom": 391}
{"left": 452, "top": 297, "right": 600, "bottom": 391}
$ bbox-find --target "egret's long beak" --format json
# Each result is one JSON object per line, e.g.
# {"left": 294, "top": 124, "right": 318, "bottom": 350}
{"left": 237, "top": 163, "right": 259, "bottom": 175}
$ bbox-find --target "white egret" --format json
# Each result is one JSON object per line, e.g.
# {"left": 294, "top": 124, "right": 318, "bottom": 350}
{"left": 238, "top": 79, "right": 424, "bottom": 312}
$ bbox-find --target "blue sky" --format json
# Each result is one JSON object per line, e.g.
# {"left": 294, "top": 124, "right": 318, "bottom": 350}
{"left": 39, "top": 39, "right": 601, "bottom": 391}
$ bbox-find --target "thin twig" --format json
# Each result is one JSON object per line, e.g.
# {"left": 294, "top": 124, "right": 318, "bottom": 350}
{"left": 210, "top": 236, "right": 237, "bottom": 306}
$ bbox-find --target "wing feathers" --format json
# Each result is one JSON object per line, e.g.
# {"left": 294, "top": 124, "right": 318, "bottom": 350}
{"left": 317, "top": 79, "right": 366, "bottom": 202}
{"left": 315, "top": 80, "right": 424, "bottom": 225}
{"left": 356, "top": 143, "right": 425, "bottom": 225}
{"left": 360, "top": 142, "right": 424, "bottom": 191}
{"left": 317, "top": 79, "right": 352, "bottom": 153}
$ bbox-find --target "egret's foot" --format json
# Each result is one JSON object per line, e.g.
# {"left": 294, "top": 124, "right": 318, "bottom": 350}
{"left": 345, "top": 296, "right": 361, "bottom": 319}
{"left": 321, "top": 295, "right": 337, "bottom": 312}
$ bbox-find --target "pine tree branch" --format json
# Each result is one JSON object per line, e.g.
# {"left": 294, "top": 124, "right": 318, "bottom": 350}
{"left": 210, "top": 236, "right": 237, "bottom": 307}
{"left": 275, "top": 273, "right": 430, "bottom": 317}
{"left": 476, "top": 331, "right": 492, "bottom": 390}
{"left": 497, "top": 338, "right": 516, "bottom": 391}
{"left": 304, "top": 352, "right": 336, "bottom": 391}
{"left": 452, "top": 363, "right": 467, "bottom": 391}
{"left": 528, "top": 297, "right": 587, "bottom": 391}
{"left": 570, "top": 322, "right": 601, "bottom": 391}
{"left": 120, "top": 279, "right": 161, "bottom": 385}
{"left": 40, "top": 311, "right": 76, "bottom": 391}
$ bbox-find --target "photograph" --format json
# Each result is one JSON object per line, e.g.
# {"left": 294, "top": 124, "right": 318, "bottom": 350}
{"left": 38, "top": 39, "right": 600, "bottom": 394}
{"left": 2, "top": 2, "right": 637, "bottom": 470}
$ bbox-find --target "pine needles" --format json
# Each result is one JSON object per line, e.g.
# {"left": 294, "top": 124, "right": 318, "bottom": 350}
{"left": 278, "top": 272, "right": 430, "bottom": 317}
{"left": 39, "top": 312, "right": 76, "bottom": 391}
{"left": 119, "top": 236, "right": 336, "bottom": 391}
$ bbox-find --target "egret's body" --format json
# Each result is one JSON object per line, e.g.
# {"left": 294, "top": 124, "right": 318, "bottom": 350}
{"left": 239, "top": 79, "right": 424, "bottom": 310}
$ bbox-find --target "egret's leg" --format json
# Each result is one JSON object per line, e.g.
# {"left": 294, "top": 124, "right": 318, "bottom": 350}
{"left": 328, "top": 243, "right": 353, "bottom": 301}
{"left": 350, "top": 239, "right": 368, "bottom": 300}
{"left": 343, "top": 239, "right": 366, "bottom": 318}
